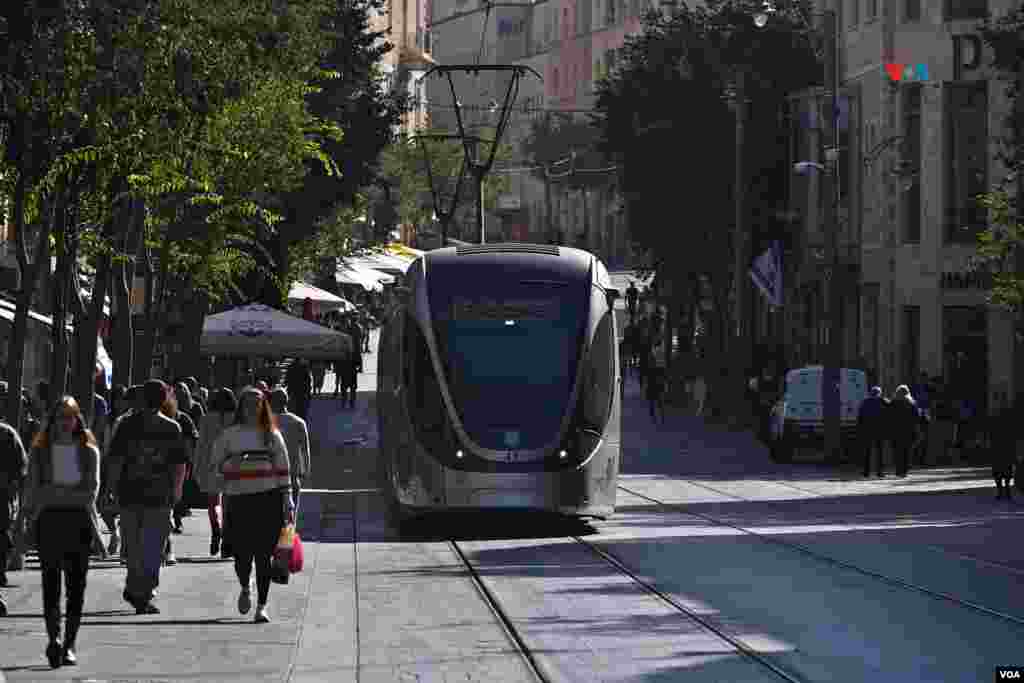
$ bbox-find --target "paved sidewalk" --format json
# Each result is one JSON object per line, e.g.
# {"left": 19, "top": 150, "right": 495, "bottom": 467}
{"left": 0, "top": 514, "right": 359, "bottom": 682}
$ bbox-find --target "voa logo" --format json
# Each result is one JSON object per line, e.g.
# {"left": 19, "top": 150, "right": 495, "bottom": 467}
{"left": 997, "top": 668, "right": 1022, "bottom": 680}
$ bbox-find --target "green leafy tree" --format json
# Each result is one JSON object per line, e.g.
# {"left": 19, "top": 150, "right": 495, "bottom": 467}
{"left": 592, "top": 0, "right": 820, "bottom": 415}
{"left": 973, "top": 5, "right": 1024, "bottom": 317}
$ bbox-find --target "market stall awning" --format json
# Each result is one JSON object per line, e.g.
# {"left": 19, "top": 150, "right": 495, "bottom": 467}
{"left": 200, "top": 304, "right": 353, "bottom": 359}
{"left": 385, "top": 242, "right": 425, "bottom": 260}
{"left": 346, "top": 252, "right": 410, "bottom": 277}
{"left": 335, "top": 260, "right": 392, "bottom": 292}
{"left": 288, "top": 281, "right": 355, "bottom": 313}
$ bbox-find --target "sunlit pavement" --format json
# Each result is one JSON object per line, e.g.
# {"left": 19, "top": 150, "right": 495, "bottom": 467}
{"left": 3, "top": 305, "right": 1024, "bottom": 681}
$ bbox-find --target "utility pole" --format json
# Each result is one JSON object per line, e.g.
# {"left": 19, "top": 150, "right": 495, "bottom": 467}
{"left": 822, "top": 8, "right": 843, "bottom": 463}
{"left": 731, "top": 67, "right": 750, "bottom": 425}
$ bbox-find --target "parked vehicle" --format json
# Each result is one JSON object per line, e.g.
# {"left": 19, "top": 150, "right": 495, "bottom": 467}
{"left": 768, "top": 366, "right": 868, "bottom": 463}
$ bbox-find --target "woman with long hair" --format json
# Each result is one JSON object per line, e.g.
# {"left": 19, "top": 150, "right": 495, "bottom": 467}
{"left": 23, "top": 396, "right": 105, "bottom": 668}
{"left": 210, "top": 387, "right": 293, "bottom": 623}
{"left": 195, "top": 388, "right": 236, "bottom": 556}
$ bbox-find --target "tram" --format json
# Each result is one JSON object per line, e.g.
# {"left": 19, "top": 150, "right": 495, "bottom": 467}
{"left": 376, "top": 242, "right": 621, "bottom": 519}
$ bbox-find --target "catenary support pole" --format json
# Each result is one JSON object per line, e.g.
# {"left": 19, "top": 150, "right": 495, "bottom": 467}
{"left": 823, "top": 9, "right": 843, "bottom": 463}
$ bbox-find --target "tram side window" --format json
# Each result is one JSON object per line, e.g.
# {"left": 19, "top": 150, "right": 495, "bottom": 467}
{"left": 403, "top": 313, "right": 447, "bottom": 445}
{"left": 579, "top": 312, "right": 615, "bottom": 431}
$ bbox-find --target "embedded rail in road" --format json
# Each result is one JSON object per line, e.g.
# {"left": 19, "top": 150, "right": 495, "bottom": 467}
{"left": 617, "top": 483, "right": 1024, "bottom": 630}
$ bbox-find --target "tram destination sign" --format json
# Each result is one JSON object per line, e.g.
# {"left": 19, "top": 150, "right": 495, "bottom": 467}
{"left": 452, "top": 297, "right": 559, "bottom": 321}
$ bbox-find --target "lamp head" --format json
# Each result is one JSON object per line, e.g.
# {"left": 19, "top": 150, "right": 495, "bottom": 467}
{"left": 753, "top": 1, "right": 776, "bottom": 28}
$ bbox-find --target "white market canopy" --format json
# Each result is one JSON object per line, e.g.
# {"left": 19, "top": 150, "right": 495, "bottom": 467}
{"left": 288, "top": 281, "right": 355, "bottom": 313}
{"left": 335, "top": 260, "right": 393, "bottom": 292}
{"left": 352, "top": 252, "right": 413, "bottom": 275}
{"left": 200, "top": 304, "right": 352, "bottom": 360}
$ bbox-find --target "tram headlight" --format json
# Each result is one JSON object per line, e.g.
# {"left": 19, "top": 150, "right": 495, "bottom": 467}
{"left": 455, "top": 449, "right": 464, "bottom": 459}
{"left": 559, "top": 450, "right": 568, "bottom": 459}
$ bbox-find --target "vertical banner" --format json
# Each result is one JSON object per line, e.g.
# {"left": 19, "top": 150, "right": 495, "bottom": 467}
{"left": 749, "top": 241, "right": 783, "bottom": 309}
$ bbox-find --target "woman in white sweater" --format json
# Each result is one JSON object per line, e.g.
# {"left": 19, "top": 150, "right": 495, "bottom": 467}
{"left": 24, "top": 396, "right": 104, "bottom": 668}
{"left": 209, "top": 387, "right": 293, "bottom": 624}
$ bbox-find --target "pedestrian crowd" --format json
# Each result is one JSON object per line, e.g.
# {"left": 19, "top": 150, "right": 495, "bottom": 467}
{"left": 856, "top": 377, "right": 1023, "bottom": 497}
{"left": 0, "top": 372, "right": 313, "bottom": 670}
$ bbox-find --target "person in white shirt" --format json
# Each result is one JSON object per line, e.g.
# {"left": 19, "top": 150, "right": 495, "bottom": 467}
{"left": 268, "top": 387, "right": 310, "bottom": 515}
{"left": 210, "top": 387, "right": 294, "bottom": 624}
{"left": 23, "top": 396, "right": 103, "bottom": 668}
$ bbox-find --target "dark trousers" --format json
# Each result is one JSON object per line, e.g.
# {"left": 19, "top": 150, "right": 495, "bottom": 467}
{"left": 1, "top": 489, "right": 13, "bottom": 571}
{"left": 226, "top": 489, "right": 284, "bottom": 606}
{"left": 892, "top": 439, "right": 912, "bottom": 475}
{"left": 37, "top": 508, "right": 92, "bottom": 641}
{"left": 862, "top": 438, "right": 885, "bottom": 475}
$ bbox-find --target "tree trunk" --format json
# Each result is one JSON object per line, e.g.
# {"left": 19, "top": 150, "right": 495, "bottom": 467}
{"left": 134, "top": 244, "right": 159, "bottom": 382}
{"left": 49, "top": 186, "right": 72, "bottom": 398}
{"left": 111, "top": 198, "right": 144, "bottom": 388}
{"left": 4, "top": 177, "right": 51, "bottom": 429}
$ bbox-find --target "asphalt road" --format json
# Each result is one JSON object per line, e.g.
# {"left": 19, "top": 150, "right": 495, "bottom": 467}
{"left": 3, "top": 298, "right": 1023, "bottom": 682}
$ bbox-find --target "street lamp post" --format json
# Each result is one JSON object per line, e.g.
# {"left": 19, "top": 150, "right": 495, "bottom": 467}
{"left": 785, "top": 6, "right": 842, "bottom": 461}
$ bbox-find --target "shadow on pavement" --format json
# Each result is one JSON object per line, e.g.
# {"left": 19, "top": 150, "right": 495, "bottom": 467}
{"left": 392, "top": 511, "right": 599, "bottom": 543}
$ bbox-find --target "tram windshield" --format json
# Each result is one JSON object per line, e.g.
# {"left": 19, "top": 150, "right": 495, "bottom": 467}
{"left": 430, "top": 280, "right": 589, "bottom": 450}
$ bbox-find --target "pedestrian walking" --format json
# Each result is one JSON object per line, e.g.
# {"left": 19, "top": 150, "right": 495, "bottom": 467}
{"left": 0, "top": 417, "right": 28, "bottom": 592}
{"left": 342, "top": 349, "right": 361, "bottom": 409}
{"left": 284, "top": 360, "right": 313, "bottom": 421}
{"left": 887, "top": 385, "right": 920, "bottom": 478}
{"left": 163, "top": 384, "right": 199, "bottom": 564}
{"left": 268, "top": 388, "right": 310, "bottom": 516}
{"left": 100, "top": 384, "right": 144, "bottom": 559}
{"left": 626, "top": 281, "right": 638, "bottom": 321}
{"left": 990, "top": 394, "right": 1018, "bottom": 501}
{"left": 106, "top": 379, "right": 188, "bottom": 614}
{"left": 645, "top": 336, "right": 667, "bottom": 425}
{"left": 195, "top": 388, "right": 236, "bottom": 557}
{"left": 692, "top": 375, "right": 707, "bottom": 418}
{"left": 22, "top": 396, "right": 105, "bottom": 667}
{"left": 312, "top": 361, "right": 326, "bottom": 396}
{"left": 210, "top": 387, "right": 294, "bottom": 624}
{"left": 331, "top": 358, "right": 346, "bottom": 398}
{"left": 858, "top": 386, "right": 888, "bottom": 477}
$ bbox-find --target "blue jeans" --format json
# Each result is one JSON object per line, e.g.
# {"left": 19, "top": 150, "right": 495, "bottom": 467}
{"left": 120, "top": 506, "right": 171, "bottom": 603}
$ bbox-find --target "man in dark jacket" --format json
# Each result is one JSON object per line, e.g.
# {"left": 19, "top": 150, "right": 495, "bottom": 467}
{"left": 0, "top": 419, "right": 28, "bottom": 593}
{"left": 858, "top": 386, "right": 888, "bottom": 477}
{"left": 887, "top": 385, "right": 920, "bottom": 478}
{"left": 285, "top": 360, "right": 314, "bottom": 421}
{"left": 990, "top": 394, "right": 1018, "bottom": 500}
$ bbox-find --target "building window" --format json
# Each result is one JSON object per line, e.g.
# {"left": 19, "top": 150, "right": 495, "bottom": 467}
{"left": 945, "top": 0, "right": 987, "bottom": 21}
{"left": 902, "top": 84, "right": 921, "bottom": 243}
{"left": 905, "top": 0, "right": 920, "bottom": 21}
{"left": 848, "top": 0, "right": 859, "bottom": 26}
{"left": 945, "top": 81, "right": 988, "bottom": 244}
{"left": 606, "top": 0, "right": 616, "bottom": 24}
{"left": 866, "top": 0, "right": 877, "bottom": 19}
{"left": 902, "top": 306, "right": 920, "bottom": 383}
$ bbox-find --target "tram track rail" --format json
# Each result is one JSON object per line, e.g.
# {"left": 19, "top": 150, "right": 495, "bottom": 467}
{"left": 680, "top": 476, "right": 1024, "bottom": 579}
{"left": 618, "top": 483, "right": 1024, "bottom": 630}
{"left": 450, "top": 535, "right": 808, "bottom": 683}
{"left": 448, "top": 540, "right": 555, "bottom": 683}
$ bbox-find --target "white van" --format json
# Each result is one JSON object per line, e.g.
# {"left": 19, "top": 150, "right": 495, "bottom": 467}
{"left": 768, "top": 366, "right": 868, "bottom": 463}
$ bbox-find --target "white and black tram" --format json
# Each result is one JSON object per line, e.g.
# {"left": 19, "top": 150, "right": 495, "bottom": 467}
{"left": 376, "top": 242, "right": 621, "bottom": 519}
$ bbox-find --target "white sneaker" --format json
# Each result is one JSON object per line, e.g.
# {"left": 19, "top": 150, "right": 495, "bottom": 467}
{"left": 238, "top": 587, "right": 252, "bottom": 615}
{"left": 254, "top": 604, "right": 270, "bottom": 623}
{"left": 163, "top": 552, "right": 177, "bottom": 566}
